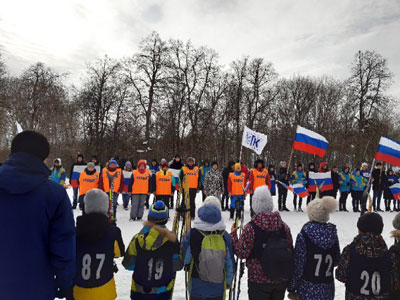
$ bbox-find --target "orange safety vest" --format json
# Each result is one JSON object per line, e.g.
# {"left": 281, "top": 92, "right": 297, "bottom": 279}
{"left": 132, "top": 169, "right": 150, "bottom": 194}
{"left": 182, "top": 166, "right": 200, "bottom": 189}
{"left": 79, "top": 171, "right": 100, "bottom": 196}
{"left": 155, "top": 170, "right": 173, "bottom": 196}
{"left": 230, "top": 172, "right": 246, "bottom": 196}
{"left": 252, "top": 168, "right": 269, "bottom": 190}
{"left": 102, "top": 168, "right": 122, "bottom": 193}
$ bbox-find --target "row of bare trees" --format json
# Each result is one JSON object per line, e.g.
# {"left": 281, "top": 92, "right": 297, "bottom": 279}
{"left": 0, "top": 32, "right": 398, "bottom": 171}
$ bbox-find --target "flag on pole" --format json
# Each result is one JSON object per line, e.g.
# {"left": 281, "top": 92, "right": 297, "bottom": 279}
{"left": 390, "top": 183, "right": 400, "bottom": 200}
{"left": 308, "top": 171, "right": 333, "bottom": 192}
{"left": 278, "top": 181, "right": 309, "bottom": 198}
{"left": 241, "top": 126, "right": 268, "bottom": 155}
{"left": 293, "top": 126, "right": 329, "bottom": 158}
{"left": 375, "top": 137, "right": 400, "bottom": 167}
{"left": 122, "top": 171, "right": 133, "bottom": 193}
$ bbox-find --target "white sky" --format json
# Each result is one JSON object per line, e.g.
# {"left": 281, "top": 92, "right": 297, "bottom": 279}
{"left": 0, "top": 0, "right": 400, "bottom": 97}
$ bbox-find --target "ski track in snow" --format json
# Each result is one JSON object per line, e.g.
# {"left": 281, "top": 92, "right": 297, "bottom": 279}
{"left": 67, "top": 189, "right": 396, "bottom": 299}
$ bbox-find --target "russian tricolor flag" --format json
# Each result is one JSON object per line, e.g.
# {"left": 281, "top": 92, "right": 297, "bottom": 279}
{"left": 293, "top": 126, "right": 329, "bottom": 158}
{"left": 308, "top": 171, "right": 334, "bottom": 192}
{"left": 70, "top": 165, "right": 86, "bottom": 187}
{"left": 279, "top": 181, "right": 309, "bottom": 198}
{"left": 122, "top": 171, "right": 132, "bottom": 193}
{"left": 375, "top": 137, "right": 400, "bottom": 167}
{"left": 390, "top": 183, "right": 400, "bottom": 201}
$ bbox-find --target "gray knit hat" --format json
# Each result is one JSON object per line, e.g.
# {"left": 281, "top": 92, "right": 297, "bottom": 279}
{"left": 84, "top": 189, "right": 109, "bottom": 215}
{"left": 393, "top": 213, "right": 400, "bottom": 230}
{"left": 203, "top": 196, "right": 222, "bottom": 211}
{"left": 252, "top": 185, "right": 274, "bottom": 214}
{"left": 307, "top": 196, "right": 338, "bottom": 223}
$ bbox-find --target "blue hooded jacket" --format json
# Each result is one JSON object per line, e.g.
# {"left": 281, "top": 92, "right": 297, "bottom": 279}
{"left": 0, "top": 153, "right": 76, "bottom": 300}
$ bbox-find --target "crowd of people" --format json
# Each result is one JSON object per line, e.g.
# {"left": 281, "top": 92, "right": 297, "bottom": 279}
{"left": 48, "top": 151, "right": 400, "bottom": 223}
{"left": 2, "top": 130, "right": 400, "bottom": 300}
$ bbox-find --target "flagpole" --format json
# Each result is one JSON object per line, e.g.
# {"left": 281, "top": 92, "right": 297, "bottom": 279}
{"left": 239, "top": 145, "right": 243, "bottom": 162}
{"left": 287, "top": 148, "right": 294, "bottom": 177}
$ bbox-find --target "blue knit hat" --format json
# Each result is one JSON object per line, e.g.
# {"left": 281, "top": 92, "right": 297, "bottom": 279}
{"left": 109, "top": 159, "right": 118, "bottom": 165}
{"left": 148, "top": 201, "right": 169, "bottom": 224}
{"left": 198, "top": 205, "right": 221, "bottom": 224}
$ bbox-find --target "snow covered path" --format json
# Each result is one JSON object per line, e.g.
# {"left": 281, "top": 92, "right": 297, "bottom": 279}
{"left": 68, "top": 190, "right": 397, "bottom": 299}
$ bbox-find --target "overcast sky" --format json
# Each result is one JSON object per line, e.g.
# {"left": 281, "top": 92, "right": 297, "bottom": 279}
{"left": 1, "top": 0, "right": 400, "bottom": 97}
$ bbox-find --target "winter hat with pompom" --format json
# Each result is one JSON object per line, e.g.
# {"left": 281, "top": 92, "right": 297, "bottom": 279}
{"left": 148, "top": 200, "right": 169, "bottom": 225}
{"left": 252, "top": 185, "right": 273, "bottom": 214}
{"left": 84, "top": 189, "right": 109, "bottom": 215}
{"left": 203, "top": 196, "right": 222, "bottom": 211}
{"left": 307, "top": 196, "right": 338, "bottom": 223}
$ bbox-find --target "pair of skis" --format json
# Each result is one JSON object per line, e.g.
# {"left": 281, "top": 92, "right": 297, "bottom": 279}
{"left": 171, "top": 174, "right": 191, "bottom": 300}
{"left": 230, "top": 183, "right": 248, "bottom": 300}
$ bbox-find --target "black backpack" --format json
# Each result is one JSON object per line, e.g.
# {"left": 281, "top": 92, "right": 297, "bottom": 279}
{"left": 249, "top": 222, "right": 294, "bottom": 280}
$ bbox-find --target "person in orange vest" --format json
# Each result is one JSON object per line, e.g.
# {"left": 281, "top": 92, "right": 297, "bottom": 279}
{"left": 228, "top": 163, "right": 246, "bottom": 220}
{"left": 249, "top": 159, "right": 271, "bottom": 216}
{"left": 153, "top": 162, "right": 175, "bottom": 216}
{"left": 179, "top": 157, "right": 201, "bottom": 219}
{"left": 129, "top": 160, "right": 150, "bottom": 221}
{"left": 99, "top": 159, "right": 124, "bottom": 220}
{"left": 78, "top": 162, "right": 100, "bottom": 214}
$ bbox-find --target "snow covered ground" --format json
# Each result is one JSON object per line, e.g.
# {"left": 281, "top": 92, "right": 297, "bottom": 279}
{"left": 67, "top": 189, "right": 397, "bottom": 299}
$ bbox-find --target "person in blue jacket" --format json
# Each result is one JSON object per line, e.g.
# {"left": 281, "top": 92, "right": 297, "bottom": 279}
{"left": 181, "top": 200, "right": 235, "bottom": 300}
{"left": 291, "top": 163, "right": 307, "bottom": 212}
{"left": 338, "top": 166, "right": 351, "bottom": 211}
{"left": 0, "top": 131, "right": 76, "bottom": 300}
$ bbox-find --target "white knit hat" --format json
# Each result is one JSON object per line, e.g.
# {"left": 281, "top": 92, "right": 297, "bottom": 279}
{"left": 252, "top": 185, "right": 273, "bottom": 214}
{"left": 84, "top": 189, "right": 109, "bottom": 215}
{"left": 203, "top": 196, "right": 222, "bottom": 211}
{"left": 307, "top": 196, "right": 338, "bottom": 223}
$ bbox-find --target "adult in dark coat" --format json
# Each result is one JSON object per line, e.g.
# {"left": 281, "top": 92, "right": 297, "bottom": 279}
{"left": 0, "top": 131, "right": 76, "bottom": 300}
{"left": 222, "top": 161, "right": 235, "bottom": 211}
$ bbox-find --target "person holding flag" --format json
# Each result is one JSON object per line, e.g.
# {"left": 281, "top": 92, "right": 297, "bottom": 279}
{"left": 228, "top": 163, "right": 247, "bottom": 220}
{"left": 371, "top": 161, "right": 387, "bottom": 212}
{"left": 121, "top": 161, "right": 133, "bottom": 210}
{"left": 384, "top": 169, "right": 398, "bottom": 211}
{"left": 70, "top": 154, "right": 85, "bottom": 209}
{"left": 350, "top": 168, "right": 368, "bottom": 213}
{"left": 306, "top": 162, "right": 316, "bottom": 204}
{"left": 291, "top": 164, "right": 307, "bottom": 212}
{"left": 338, "top": 165, "right": 351, "bottom": 212}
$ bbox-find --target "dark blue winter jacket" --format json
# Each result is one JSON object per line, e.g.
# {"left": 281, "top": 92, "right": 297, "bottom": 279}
{"left": 0, "top": 153, "right": 76, "bottom": 300}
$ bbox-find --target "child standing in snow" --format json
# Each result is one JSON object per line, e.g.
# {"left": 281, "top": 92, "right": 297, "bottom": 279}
{"left": 181, "top": 203, "right": 234, "bottom": 300}
{"left": 231, "top": 186, "right": 293, "bottom": 300}
{"left": 291, "top": 163, "right": 307, "bottom": 212}
{"left": 350, "top": 168, "right": 367, "bottom": 213}
{"left": 288, "top": 196, "right": 340, "bottom": 300}
{"left": 336, "top": 212, "right": 398, "bottom": 300}
{"left": 72, "top": 189, "right": 125, "bottom": 300}
{"left": 228, "top": 163, "right": 246, "bottom": 221}
{"left": 123, "top": 201, "right": 183, "bottom": 300}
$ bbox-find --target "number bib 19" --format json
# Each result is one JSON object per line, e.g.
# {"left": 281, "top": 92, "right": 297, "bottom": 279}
{"left": 347, "top": 243, "right": 391, "bottom": 297}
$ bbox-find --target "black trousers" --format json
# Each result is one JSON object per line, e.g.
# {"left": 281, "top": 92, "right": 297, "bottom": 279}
{"left": 189, "top": 188, "right": 197, "bottom": 219}
{"left": 339, "top": 191, "right": 349, "bottom": 210}
{"left": 248, "top": 281, "right": 287, "bottom": 300}
{"left": 307, "top": 192, "right": 316, "bottom": 204}
{"left": 278, "top": 187, "right": 287, "bottom": 210}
